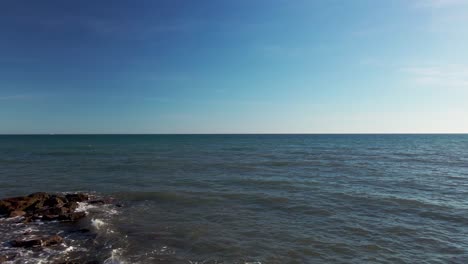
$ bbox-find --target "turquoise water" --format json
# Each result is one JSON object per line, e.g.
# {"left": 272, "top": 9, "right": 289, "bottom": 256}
{"left": 1, "top": 134, "right": 468, "bottom": 263}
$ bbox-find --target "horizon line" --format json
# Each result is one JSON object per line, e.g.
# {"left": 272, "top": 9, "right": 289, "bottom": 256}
{"left": 0, "top": 133, "right": 467, "bottom": 136}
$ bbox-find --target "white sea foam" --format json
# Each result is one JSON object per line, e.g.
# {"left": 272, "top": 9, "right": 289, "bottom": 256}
{"left": 75, "top": 202, "right": 97, "bottom": 213}
{"left": 103, "top": 248, "right": 126, "bottom": 264}
{"left": 91, "top": 218, "right": 106, "bottom": 230}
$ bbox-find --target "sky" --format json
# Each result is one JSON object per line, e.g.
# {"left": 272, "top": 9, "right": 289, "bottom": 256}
{"left": 0, "top": 0, "right": 467, "bottom": 134}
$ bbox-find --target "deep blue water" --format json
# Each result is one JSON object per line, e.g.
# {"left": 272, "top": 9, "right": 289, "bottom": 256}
{"left": 1, "top": 134, "right": 468, "bottom": 263}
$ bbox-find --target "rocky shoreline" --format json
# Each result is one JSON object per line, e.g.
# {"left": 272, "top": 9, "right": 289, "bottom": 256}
{"left": 0, "top": 192, "right": 116, "bottom": 263}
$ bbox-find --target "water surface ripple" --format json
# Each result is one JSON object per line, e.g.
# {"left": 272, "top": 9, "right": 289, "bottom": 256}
{"left": 1, "top": 135, "right": 467, "bottom": 263}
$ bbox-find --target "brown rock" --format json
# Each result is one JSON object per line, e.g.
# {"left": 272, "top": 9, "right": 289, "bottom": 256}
{"left": 42, "top": 214, "right": 60, "bottom": 221}
{"left": 1, "top": 193, "right": 89, "bottom": 221}
{"left": 10, "top": 235, "right": 63, "bottom": 248}
{"left": 44, "top": 195, "right": 66, "bottom": 208}
{"left": 22, "top": 216, "right": 33, "bottom": 223}
{"left": 65, "top": 201, "right": 79, "bottom": 212}
{"left": 9, "top": 210, "right": 26, "bottom": 217}
{"left": 42, "top": 235, "right": 63, "bottom": 246}
{"left": 0, "top": 253, "right": 16, "bottom": 263}
{"left": 88, "top": 199, "right": 106, "bottom": 205}
{"left": 1, "top": 193, "right": 50, "bottom": 215}
{"left": 58, "top": 211, "right": 86, "bottom": 221}
{"left": 0, "top": 197, "right": 31, "bottom": 214}
{"left": 88, "top": 197, "right": 114, "bottom": 205}
{"left": 55, "top": 261, "right": 99, "bottom": 264}
{"left": 27, "top": 192, "right": 50, "bottom": 201}
{"left": 11, "top": 238, "right": 42, "bottom": 248}
{"left": 65, "top": 193, "right": 88, "bottom": 203}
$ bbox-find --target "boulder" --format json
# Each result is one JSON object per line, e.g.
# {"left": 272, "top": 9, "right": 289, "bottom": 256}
{"left": 65, "top": 193, "right": 88, "bottom": 203}
{"left": 58, "top": 211, "right": 86, "bottom": 221}
{"left": 1, "top": 192, "right": 50, "bottom": 215}
{"left": 10, "top": 235, "right": 63, "bottom": 248}
{"left": 88, "top": 197, "right": 114, "bottom": 205}
{"left": 42, "top": 235, "right": 63, "bottom": 246}
{"left": 0, "top": 253, "right": 16, "bottom": 263}
{"left": 9, "top": 210, "right": 26, "bottom": 217}
{"left": 1, "top": 193, "right": 89, "bottom": 222}
{"left": 44, "top": 195, "right": 67, "bottom": 208}
{"left": 10, "top": 238, "right": 42, "bottom": 248}
{"left": 28, "top": 192, "right": 50, "bottom": 200}
{"left": 65, "top": 201, "right": 79, "bottom": 212}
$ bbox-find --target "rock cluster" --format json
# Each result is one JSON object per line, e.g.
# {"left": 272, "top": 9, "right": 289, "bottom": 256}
{"left": 0, "top": 192, "right": 117, "bottom": 263}
{"left": 10, "top": 235, "right": 63, "bottom": 248}
{"left": 0, "top": 192, "right": 88, "bottom": 223}
{"left": 0, "top": 192, "right": 92, "bottom": 259}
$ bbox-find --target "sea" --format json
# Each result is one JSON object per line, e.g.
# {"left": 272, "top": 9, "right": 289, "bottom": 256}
{"left": 0, "top": 134, "right": 467, "bottom": 263}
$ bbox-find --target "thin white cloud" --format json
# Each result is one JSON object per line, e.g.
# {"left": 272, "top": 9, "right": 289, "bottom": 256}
{"left": 402, "top": 65, "right": 468, "bottom": 88}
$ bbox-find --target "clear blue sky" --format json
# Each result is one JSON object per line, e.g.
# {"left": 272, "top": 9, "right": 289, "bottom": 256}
{"left": 1, "top": 0, "right": 467, "bottom": 134}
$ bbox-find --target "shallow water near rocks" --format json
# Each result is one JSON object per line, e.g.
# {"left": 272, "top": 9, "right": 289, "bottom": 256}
{"left": 1, "top": 134, "right": 468, "bottom": 263}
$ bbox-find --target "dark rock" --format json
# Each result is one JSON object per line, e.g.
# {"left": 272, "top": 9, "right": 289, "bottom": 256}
{"left": 44, "top": 195, "right": 67, "bottom": 208}
{"left": 1, "top": 192, "right": 93, "bottom": 223}
{"left": 65, "top": 193, "right": 88, "bottom": 203}
{"left": 58, "top": 211, "right": 86, "bottom": 221}
{"left": 0, "top": 253, "right": 17, "bottom": 263}
{"left": 65, "top": 201, "right": 79, "bottom": 212}
{"left": 88, "top": 199, "right": 106, "bottom": 205}
{"left": 22, "top": 216, "right": 33, "bottom": 223}
{"left": 0, "top": 197, "right": 34, "bottom": 214}
{"left": 56, "top": 261, "right": 99, "bottom": 264}
{"left": 27, "top": 192, "right": 50, "bottom": 201}
{"left": 44, "top": 206, "right": 70, "bottom": 216}
{"left": 1, "top": 192, "right": 51, "bottom": 215}
{"left": 42, "top": 235, "right": 63, "bottom": 246}
{"left": 42, "top": 214, "right": 60, "bottom": 221}
{"left": 41, "top": 208, "right": 85, "bottom": 222}
{"left": 11, "top": 238, "right": 42, "bottom": 248}
{"left": 88, "top": 197, "right": 114, "bottom": 205}
{"left": 9, "top": 210, "right": 26, "bottom": 217}
{"left": 10, "top": 235, "right": 63, "bottom": 248}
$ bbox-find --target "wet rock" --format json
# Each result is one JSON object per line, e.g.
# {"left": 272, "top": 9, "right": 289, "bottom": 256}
{"left": 66, "top": 201, "right": 79, "bottom": 212}
{"left": 1, "top": 192, "right": 51, "bottom": 215}
{"left": 9, "top": 210, "right": 26, "bottom": 217}
{"left": 56, "top": 261, "right": 99, "bottom": 264}
{"left": 44, "top": 195, "right": 67, "bottom": 208}
{"left": 41, "top": 214, "right": 60, "bottom": 221}
{"left": 28, "top": 192, "right": 50, "bottom": 201}
{"left": 0, "top": 253, "right": 17, "bottom": 263}
{"left": 22, "top": 216, "right": 33, "bottom": 223}
{"left": 10, "top": 235, "right": 63, "bottom": 248}
{"left": 88, "top": 199, "right": 106, "bottom": 205}
{"left": 0, "top": 196, "right": 37, "bottom": 215}
{"left": 65, "top": 193, "right": 89, "bottom": 203}
{"left": 10, "top": 238, "right": 42, "bottom": 248}
{"left": 58, "top": 211, "right": 86, "bottom": 221}
{"left": 1, "top": 193, "right": 89, "bottom": 222}
{"left": 42, "top": 235, "right": 63, "bottom": 246}
{"left": 88, "top": 197, "right": 114, "bottom": 205}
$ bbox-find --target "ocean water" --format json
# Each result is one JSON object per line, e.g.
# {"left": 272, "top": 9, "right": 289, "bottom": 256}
{"left": 0, "top": 134, "right": 468, "bottom": 263}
